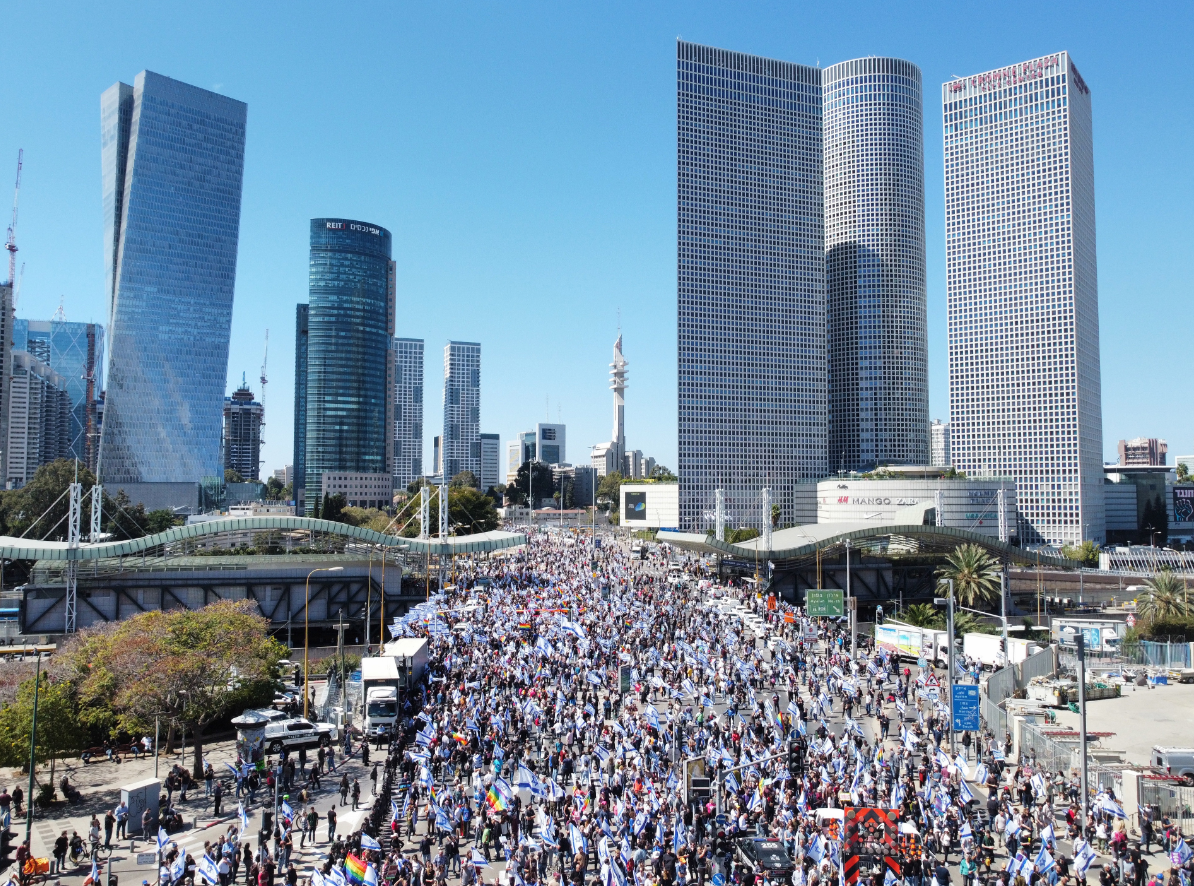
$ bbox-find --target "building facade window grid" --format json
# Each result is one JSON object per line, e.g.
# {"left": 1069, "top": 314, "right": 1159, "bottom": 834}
{"left": 943, "top": 51, "right": 1103, "bottom": 546}
{"left": 392, "top": 337, "right": 425, "bottom": 488}
{"left": 441, "top": 342, "right": 481, "bottom": 482}
{"left": 98, "top": 72, "right": 247, "bottom": 485}
{"left": 824, "top": 57, "right": 928, "bottom": 473}
{"left": 303, "top": 219, "right": 392, "bottom": 513}
{"left": 676, "top": 40, "right": 827, "bottom": 531}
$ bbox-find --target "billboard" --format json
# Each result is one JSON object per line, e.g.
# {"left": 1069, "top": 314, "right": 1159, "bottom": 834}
{"left": 625, "top": 491, "right": 647, "bottom": 521}
{"left": 1175, "top": 487, "right": 1194, "bottom": 524}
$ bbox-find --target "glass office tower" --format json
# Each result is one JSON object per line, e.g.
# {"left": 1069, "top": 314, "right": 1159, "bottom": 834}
{"left": 293, "top": 304, "right": 309, "bottom": 513}
{"left": 944, "top": 52, "right": 1104, "bottom": 545}
{"left": 13, "top": 319, "right": 104, "bottom": 469}
{"left": 304, "top": 219, "right": 395, "bottom": 512}
{"left": 677, "top": 41, "right": 826, "bottom": 531}
{"left": 99, "top": 71, "right": 247, "bottom": 483}
{"left": 824, "top": 57, "right": 928, "bottom": 472}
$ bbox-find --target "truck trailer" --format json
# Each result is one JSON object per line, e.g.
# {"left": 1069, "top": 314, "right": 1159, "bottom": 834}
{"left": 874, "top": 621, "right": 956, "bottom": 667}
{"left": 962, "top": 633, "right": 1043, "bottom": 668}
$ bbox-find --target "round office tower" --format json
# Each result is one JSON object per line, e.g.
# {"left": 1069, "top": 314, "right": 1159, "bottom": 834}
{"left": 824, "top": 57, "right": 928, "bottom": 473}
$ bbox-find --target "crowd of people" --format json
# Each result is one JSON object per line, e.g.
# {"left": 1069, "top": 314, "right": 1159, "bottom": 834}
{"left": 155, "top": 528, "right": 1192, "bottom": 886}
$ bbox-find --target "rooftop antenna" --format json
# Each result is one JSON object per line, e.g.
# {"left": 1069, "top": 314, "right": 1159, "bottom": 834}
{"left": 259, "top": 329, "right": 268, "bottom": 472}
{"left": 52, "top": 295, "right": 66, "bottom": 322}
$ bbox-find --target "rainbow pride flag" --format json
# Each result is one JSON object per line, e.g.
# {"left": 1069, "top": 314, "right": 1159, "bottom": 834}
{"left": 451, "top": 732, "right": 469, "bottom": 745}
{"left": 344, "top": 854, "right": 368, "bottom": 886}
{"left": 485, "top": 786, "right": 508, "bottom": 812}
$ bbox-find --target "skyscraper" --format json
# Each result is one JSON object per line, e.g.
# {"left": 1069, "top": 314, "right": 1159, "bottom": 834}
{"left": 392, "top": 337, "right": 424, "bottom": 488}
{"left": 930, "top": 419, "right": 951, "bottom": 468}
{"left": 824, "top": 58, "right": 928, "bottom": 472}
{"left": 677, "top": 41, "right": 827, "bottom": 531}
{"left": 441, "top": 342, "right": 481, "bottom": 481}
{"left": 480, "top": 433, "right": 500, "bottom": 491}
{"left": 99, "top": 71, "right": 247, "bottom": 484}
{"left": 944, "top": 52, "right": 1104, "bottom": 545}
{"left": 293, "top": 304, "right": 309, "bottom": 513}
{"left": 14, "top": 319, "right": 105, "bottom": 470}
{"left": 303, "top": 219, "right": 395, "bottom": 512}
{"left": 7, "top": 350, "right": 72, "bottom": 488}
{"left": 223, "top": 381, "right": 263, "bottom": 481}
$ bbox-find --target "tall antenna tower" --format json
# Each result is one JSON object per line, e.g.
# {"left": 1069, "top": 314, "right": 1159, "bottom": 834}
{"left": 5, "top": 149, "right": 22, "bottom": 287}
{"left": 259, "top": 329, "right": 269, "bottom": 471}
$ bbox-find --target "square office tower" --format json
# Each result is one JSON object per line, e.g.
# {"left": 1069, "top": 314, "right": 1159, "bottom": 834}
{"left": 677, "top": 41, "right": 827, "bottom": 531}
{"left": 441, "top": 341, "right": 481, "bottom": 481}
{"left": 99, "top": 72, "right": 247, "bottom": 483}
{"left": 392, "top": 337, "right": 425, "bottom": 489}
{"left": 944, "top": 52, "right": 1104, "bottom": 545}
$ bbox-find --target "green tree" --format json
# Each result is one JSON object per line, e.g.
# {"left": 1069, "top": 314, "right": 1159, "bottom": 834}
{"left": 449, "top": 487, "right": 500, "bottom": 535}
{"left": 595, "top": 471, "right": 625, "bottom": 511}
{"left": 649, "top": 466, "right": 678, "bottom": 481}
{"left": 510, "top": 461, "right": 556, "bottom": 508}
{"left": 264, "top": 477, "right": 285, "bottom": 499}
{"left": 770, "top": 503, "right": 781, "bottom": 528}
{"left": 56, "top": 600, "right": 285, "bottom": 779}
{"left": 0, "top": 673, "right": 87, "bottom": 792}
{"left": 1138, "top": 570, "right": 1189, "bottom": 622}
{"left": 224, "top": 468, "right": 245, "bottom": 484}
{"left": 725, "top": 527, "right": 761, "bottom": 544}
{"left": 1178, "top": 462, "right": 1192, "bottom": 484}
{"left": 900, "top": 603, "right": 944, "bottom": 629}
{"left": 449, "top": 471, "right": 480, "bottom": 489}
{"left": 1061, "top": 540, "right": 1101, "bottom": 568}
{"left": 937, "top": 544, "right": 1001, "bottom": 608}
{"left": 1142, "top": 495, "right": 1169, "bottom": 546}
{"left": 319, "top": 493, "right": 347, "bottom": 523}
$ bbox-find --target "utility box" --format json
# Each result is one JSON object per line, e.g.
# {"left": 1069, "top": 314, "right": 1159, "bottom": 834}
{"left": 121, "top": 778, "right": 160, "bottom": 835}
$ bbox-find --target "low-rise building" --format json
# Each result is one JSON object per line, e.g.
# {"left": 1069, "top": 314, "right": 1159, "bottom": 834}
{"left": 320, "top": 471, "right": 393, "bottom": 509}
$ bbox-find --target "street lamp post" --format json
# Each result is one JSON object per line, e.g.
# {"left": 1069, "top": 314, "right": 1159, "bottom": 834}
{"left": 304, "top": 566, "right": 345, "bottom": 720}
{"left": 935, "top": 578, "right": 957, "bottom": 755}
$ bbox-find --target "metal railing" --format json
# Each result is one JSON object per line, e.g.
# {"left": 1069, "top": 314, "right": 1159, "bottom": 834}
{"left": 1020, "top": 721, "right": 1079, "bottom": 775}
{"left": 1141, "top": 782, "right": 1194, "bottom": 833}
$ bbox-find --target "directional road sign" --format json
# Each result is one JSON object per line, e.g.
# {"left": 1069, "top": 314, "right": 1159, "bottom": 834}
{"left": 805, "top": 589, "right": 845, "bottom": 618}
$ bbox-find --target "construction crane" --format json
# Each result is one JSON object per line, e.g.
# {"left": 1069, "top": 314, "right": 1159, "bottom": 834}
{"left": 258, "top": 329, "right": 269, "bottom": 471}
{"left": 5, "top": 149, "right": 21, "bottom": 287}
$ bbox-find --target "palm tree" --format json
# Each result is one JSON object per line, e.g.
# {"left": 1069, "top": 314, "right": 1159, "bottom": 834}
{"left": 901, "top": 603, "right": 944, "bottom": 629}
{"left": 1138, "top": 570, "right": 1189, "bottom": 622}
{"left": 938, "top": 544, "right": 1002, "bottom": 608}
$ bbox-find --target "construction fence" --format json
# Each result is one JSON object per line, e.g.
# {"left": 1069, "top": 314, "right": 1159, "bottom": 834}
{"left": 1141, "top": 781, "right": 1194, "bottom": 834}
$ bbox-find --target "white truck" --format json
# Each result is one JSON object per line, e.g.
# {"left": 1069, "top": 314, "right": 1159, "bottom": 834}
{"left": 963, "top": 632, "right": 1043, "bottom": 668}
{"left": 385, "top": 637, "right": 430, "bottom": 686}
{"left": 359, "top": 657, "right": 402, "bottom": 739}
{"left": 1152, "top": 747, "right": 1194, "bottom": 783}
{"left": 1051, "top": 619, "right": 1126, "bottom": 654}
{"left": 874, "top": 621, "right": 955, "bottom": 667}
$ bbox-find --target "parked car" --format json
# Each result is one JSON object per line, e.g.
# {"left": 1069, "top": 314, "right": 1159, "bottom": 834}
{"left": 263, "top": 717, "right": 338, "bottom": 754}
{"left": 735, "top": 838, "right": 794, "bottom": 883}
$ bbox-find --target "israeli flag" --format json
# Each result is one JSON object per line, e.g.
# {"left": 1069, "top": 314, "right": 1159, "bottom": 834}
{"left": 959, "top": 780, "right": 974, "bottom": 805}
{"left": 311, "top": 871, "right": 327, "bottom": 886}
{"left": 361, "top": 833, "right": 382, "bottom": 852}
{"left": 157, "top": 827, "right": 170, "bottom": 853}
{"left": 1099, "top": 796, "right": 1126, "bottom": 819}
{"left": 436, "top": 808, "right": 452, "bottom": 832}
{"left": 363, "top": 865, "right": 378, "bottom": 886}
{"left": 571, "top": 823, "right": 589, "bottom": 855}
{"left": 884, "top": 868, "right": 898, "bottom": 886}
{"left": 1172, "top": 839, "right": 1194, "bottom": 866}
{"left": 724, "top": 772, "right": 739, "bottom": 794}
{"left": 1031, "top": 773, "right": 1046, "bottom": 796}
{"left": 959, "top": 822, "right": 973, "bottom": 844}
{"left": 594, "top": 745, "right": 611, "bottom": 765}
{"left": 198, "top": 854, "right": 221, "bottom": 886}
{"left": 806, "top": 835, "right": 825, "bottom": 862}
{"left": 1041, "top": 823, "right": 1055, "bottom": 848}
{"left": 974, "top": 763, "right": 989, "bottom": 784}
{"left": 239, "top": 804, "right": 250, "bottom": 833}
{"left": 1074, "top": 840, "right": 1098, "bottom": 875}
{"left": 645, "top": 706, "right": 660, "bottom": 731}
{"left": 1034, "top": 845, "right": 1055, "bottom": 873}
{"left": 470, "top": 850, "right": 488, "bottom": 867}
{"left": 281, "top": 800, "right": 294, "bottom": 820}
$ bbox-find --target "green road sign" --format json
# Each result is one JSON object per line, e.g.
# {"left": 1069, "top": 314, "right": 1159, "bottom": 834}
{"left": 805, "top": 589, "right": 844, "bottom": 617}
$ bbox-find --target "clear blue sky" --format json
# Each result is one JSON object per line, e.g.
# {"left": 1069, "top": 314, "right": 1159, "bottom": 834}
{"left": 5, "top": 2, "right": 1192, "bottom": 477}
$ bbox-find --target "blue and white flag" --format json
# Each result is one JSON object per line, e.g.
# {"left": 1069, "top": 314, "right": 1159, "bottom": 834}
{"left": 1098, "top": 796, "right": 1126, "bottom": 819}
{"left": 1171, "top": 839, "right": 1193, "bottom": 866}
{"left": 157, "top": 827, "right": 171, "bottom": 853}
{"left": 361, "top": 833, "right": 382, "bottom": 852}
{"left": 973, "top": 763, "right": 989, "bottom": 785}
{"left": 311, "top": 871, "right": 327, "bottom": 886}
{"left": 1074, "top": 840, "right": 1097, "bottom": 875}
{"left": 806, "top": 835, "right": 825, "bottom": 863}
{"left": 1041, "top": 823, "right": 1054, "bottom": 848}
{"left": 363, "top": 865, "right": 378, "bottom": 886}
{"left": 198, "top": 854, "right": 221, "bottom": 886}
{"left": 239, "top": 804, "right": 250, "bottom": 833}
{"left": 1033, "top": 845, "right": 1055, "bottom": 873}
{"left": 959, "top": 822, "right": 973, "bottom": 844}
{"left": 959, "top": 780, "right": 974, "bottom": 805}
{"left": 724, "top": 772, "right": 739, "bottom": 794}
{"left": 571, "top": 823, "right": 589, "bottom": 855}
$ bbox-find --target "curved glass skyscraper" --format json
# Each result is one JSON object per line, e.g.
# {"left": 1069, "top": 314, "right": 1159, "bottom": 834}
{"left": 99, "top": 71, "right": 247, "bottom": 484}
{"left": 304, "top": 219, "right": 394, "bottom": 511}
{"left": 824, "top": 57, "right": 928, "bottom": 472}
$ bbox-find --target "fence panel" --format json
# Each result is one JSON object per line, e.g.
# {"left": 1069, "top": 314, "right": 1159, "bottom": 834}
{"left": 1141, "top": 782, "right": 1194, "bottom": 834}
{"left": 986, "top": 665, "right": 1016, "bottom": 704}
{"left": 1123, "top": 641, "right": 1192, "bottom": 669}
{"left": 1018, "top": 647, "right": 1057, "bottom": 685}
{"left": 1020, "top": 722, "right": 1077, "bottom": 775}
{"left": 981, "top": 691, "right": 1007, "bottom": 738}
